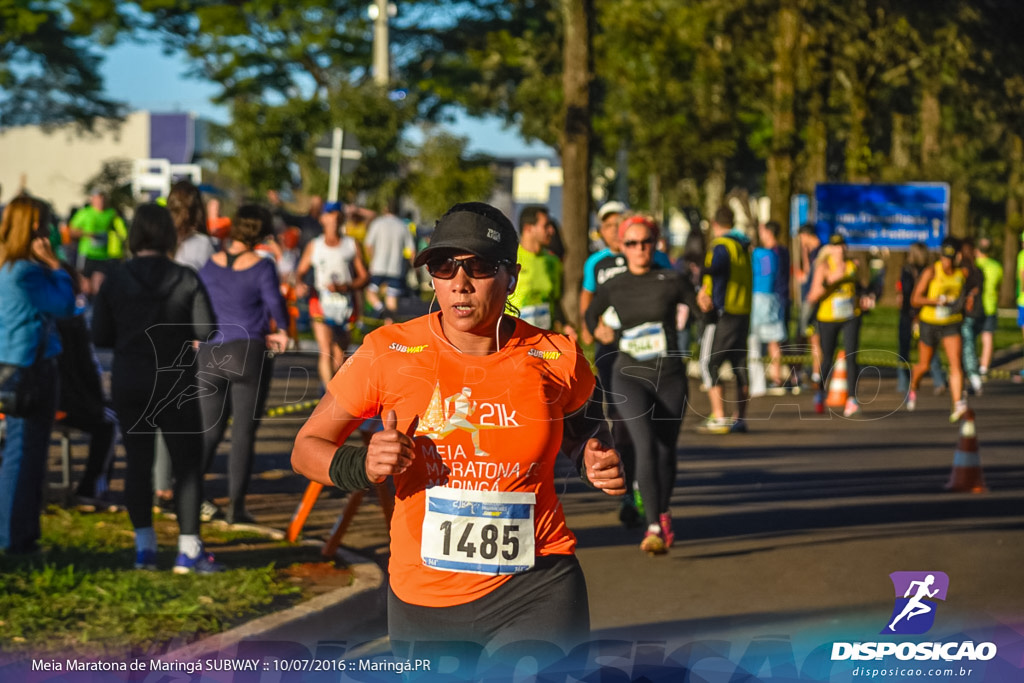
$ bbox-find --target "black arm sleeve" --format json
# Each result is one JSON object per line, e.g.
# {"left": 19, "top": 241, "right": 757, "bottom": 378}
{"left": 561, "top": 389, "right": 613, "bottom": 486}
{"left": 328, "top": 445, "right": 372, "bottom": 492}
{"left": 677, "top": 274, "right": 699, "bottom": 312}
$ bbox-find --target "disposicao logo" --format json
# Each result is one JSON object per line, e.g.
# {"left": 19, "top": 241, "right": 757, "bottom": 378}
{"left": 883, "top": 571, "right": 949, "bottom": 635}
{"left": 831, "top": 571, "right": 998, "bottom": 663}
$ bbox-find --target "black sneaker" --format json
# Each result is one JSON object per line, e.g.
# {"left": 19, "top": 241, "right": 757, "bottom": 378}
{"left": 618, "top": 500, "right": 642, "bottom": 528}
{"left": 226, "top": 510, "right": 257, "bottom": 526}
{"left": 153, "top": 496, "right": 177, "bottom": 519}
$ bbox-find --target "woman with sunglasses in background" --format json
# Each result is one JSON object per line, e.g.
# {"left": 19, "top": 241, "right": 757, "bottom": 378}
{"left": 584, "top": 215, "right": 698, "bottom": 555}
{"left": 292, "top": 202, "right": 624, "bottom": 670}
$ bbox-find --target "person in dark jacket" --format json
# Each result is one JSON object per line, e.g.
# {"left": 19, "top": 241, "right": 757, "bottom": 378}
{"left": 55, "top": 262, "right": 118, "bottom": 503}
{"left": 92, "top": 203, "right": 222, "bottom": 573}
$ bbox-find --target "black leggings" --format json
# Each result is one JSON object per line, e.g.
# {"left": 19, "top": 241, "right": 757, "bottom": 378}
{"left": 611, "top": 361, "right": 687, "bottom": 526}
{"left": 112, "top": 363, "right": 204, "bottom": 535}
{"left": 817, "top": 317, "right": 861, "bottom": 397}
{"left": 198, "top": 339, "right": 274, "bottom": 518}
{"left": 66, "top": 406, "right": 117, "bottom": 498}
{"left": 388, "top": 554, "right": 589, "bottom": 665}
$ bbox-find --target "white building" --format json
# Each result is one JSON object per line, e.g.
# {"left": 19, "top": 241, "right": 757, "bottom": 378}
{"left": 0, "top": 111, "right": 204, "bottom": 216}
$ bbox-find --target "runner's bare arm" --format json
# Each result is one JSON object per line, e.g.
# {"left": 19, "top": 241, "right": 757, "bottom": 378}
{"left": 910, "top": 266, "right": 935, "bottom": 309}
{"left": 583, "top": 440, "right": 627, "bottom": 496}
{"left": 291, "top": 390, "right": 367, "bottom": 485}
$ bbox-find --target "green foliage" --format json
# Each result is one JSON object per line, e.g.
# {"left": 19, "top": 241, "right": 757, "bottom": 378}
{"left": 82, "top": 159, "right": 135, "bottom": 215}
{"left": 0, "top": 0, "right": 124, "bottom": 128}
{"left": 94, "top": 1, "right": 416, "bottom": 195}
{"left": 0, "top": 508, "right": 314, "bottom": 659}
{"left": 404, "top": 0, "right": 564, "bottom": 147}
{"left": 406, "top": 130, "right": 495, "bottom": 223}
{"left": 47, "top": 0, "right": 1024, "bottom": 245}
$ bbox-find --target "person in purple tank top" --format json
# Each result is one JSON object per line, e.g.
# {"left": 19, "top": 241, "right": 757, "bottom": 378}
{"left": 198, "top": 205, "right": 290, "bottom": 525}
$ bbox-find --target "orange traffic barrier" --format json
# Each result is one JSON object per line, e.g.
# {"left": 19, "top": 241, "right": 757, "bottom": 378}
{"left": 945, "top": 409, "right": 987, "bottom": 494}
{"left": 826, "top": 351, "right": 849, "bottom": 408}
{"left": 286, "top": 480, "right": 324, "bottom": 542}
{"left": 287, "top": 478, "right": 395, "bottom": 557}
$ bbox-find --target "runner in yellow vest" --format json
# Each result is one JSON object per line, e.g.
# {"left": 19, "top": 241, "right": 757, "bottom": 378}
{"left": 1015, "top": 232, "right": 1024, "bottom": 383}
{"left": 697, "top": 206, "right": 752, "bottom": 434}
{"left": 973, "top": 237, "right": 1003, "bottom": 376}
{"left": 909, "top": 238, "right": 967, "bottom": 421}
{"left": 509, "top": 205, "right": 573, "bottom": 337}
{"left": 808, "top": 234, "right": 865, "bottom": 417}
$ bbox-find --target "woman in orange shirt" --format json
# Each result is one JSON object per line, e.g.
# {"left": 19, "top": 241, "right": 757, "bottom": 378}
{"left": 292, "top": 202, "right": 624, "bottom": 668}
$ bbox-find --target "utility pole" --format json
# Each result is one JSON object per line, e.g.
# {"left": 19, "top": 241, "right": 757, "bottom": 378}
{"left": 370, "top": 0, "right": 396, "bottom": 86}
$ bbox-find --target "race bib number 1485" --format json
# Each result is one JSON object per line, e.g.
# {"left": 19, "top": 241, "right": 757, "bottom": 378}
{"left": 421, "top": 487, "right": 536, "bottom": 575}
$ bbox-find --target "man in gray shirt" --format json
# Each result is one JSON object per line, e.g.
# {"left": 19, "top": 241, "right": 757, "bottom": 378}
{"left": 364, "top": 200, "right": 414, "bottom": 318}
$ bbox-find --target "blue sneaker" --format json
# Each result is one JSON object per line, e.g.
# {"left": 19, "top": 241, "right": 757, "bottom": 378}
{"left": 134, "top": 549, "right": 157, "bottom": 570}
{"left": 173, "top": 550, "right": 224, "bottom": 575}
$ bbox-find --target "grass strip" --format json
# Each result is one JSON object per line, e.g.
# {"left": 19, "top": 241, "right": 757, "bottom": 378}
{"left": 0, "top": 507, "right": 346, "bottom": 661}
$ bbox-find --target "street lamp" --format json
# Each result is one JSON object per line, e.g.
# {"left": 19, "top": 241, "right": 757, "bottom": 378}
{"left": 368, "top": 1, "right": 398, "bottom": 86}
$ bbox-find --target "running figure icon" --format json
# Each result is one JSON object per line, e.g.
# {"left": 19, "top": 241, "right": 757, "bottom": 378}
{"left": 888, "top": 574, "right": 939, "bottom": 632}
{"left": 446, "top": 387, "right": 487, "bottom": 456}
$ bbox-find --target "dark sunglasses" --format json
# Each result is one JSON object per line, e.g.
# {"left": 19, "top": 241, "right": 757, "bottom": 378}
{"left": 623, "top": 238, "right": 655, "bottom": 249}
{"left": 426, "top": 256, "right": 511, "bottom": 279}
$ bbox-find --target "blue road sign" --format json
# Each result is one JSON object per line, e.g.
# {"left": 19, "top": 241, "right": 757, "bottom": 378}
{"left": 814, "top": 183, "right": 949, "bottom": 250}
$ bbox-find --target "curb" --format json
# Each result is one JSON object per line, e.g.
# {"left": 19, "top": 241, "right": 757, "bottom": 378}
{"left": 157, "top": 544, "right": 385, "bottom": 662}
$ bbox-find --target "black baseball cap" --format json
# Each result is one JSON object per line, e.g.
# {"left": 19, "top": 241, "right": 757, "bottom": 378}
{"left": 940, "top": 237, "right": 960, "bottom": 259}
{"left": 828, "top": 233, "right": 846, "bottom": 246}
{"left": 414, "top": 202, "right": 519, "bottom": 267}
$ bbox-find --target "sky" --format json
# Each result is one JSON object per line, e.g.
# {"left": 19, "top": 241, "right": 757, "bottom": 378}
{"left": 99, "top": 43, "right": 554, "bottom": 158}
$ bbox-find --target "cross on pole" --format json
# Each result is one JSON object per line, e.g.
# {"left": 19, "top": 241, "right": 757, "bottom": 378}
{"left": 314, "top": 127, "right": 363, "bottom": 203}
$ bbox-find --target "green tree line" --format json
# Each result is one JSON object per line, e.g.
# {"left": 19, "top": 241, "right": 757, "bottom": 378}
{"left": 5, "top": 0, "right": 1024, "bottom": 305}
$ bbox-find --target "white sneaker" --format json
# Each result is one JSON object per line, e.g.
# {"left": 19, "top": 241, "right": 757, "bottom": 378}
{"left": 969, "top": 374, "right": 983, "bottom": 396}
{"left": 907, "top": 390, "right": 917, "bottom": 412}
{"left": 949, "top": 400, "right": 968, "bottom": 423}
{"left": 700, "top": 416, "right": 733, "bottom": 434}
{"left": 843, "top": 398, "right": 861, "bottom": 417}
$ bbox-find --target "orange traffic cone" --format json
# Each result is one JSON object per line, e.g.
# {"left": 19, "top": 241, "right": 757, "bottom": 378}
{"left": 945, "top": 409, "right": 987, "bottom": 493}
{"left": 826, "top": 351, "right": 849, "bottom": 408}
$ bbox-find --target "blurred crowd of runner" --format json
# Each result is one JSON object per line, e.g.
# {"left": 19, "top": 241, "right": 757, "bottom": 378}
{"left": 1, "top": 180, "right": 1022, "bottom": 567}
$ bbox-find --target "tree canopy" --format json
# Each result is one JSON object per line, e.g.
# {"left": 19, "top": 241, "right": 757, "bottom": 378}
{"left": 0, "top": 0, "right": 123, "bottom": 129}
{"left": 11, "top": 0, "right": 1024, "bottom": 300}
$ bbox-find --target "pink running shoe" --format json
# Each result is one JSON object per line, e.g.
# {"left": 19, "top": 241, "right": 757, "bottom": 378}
{"left": 659, "top": 512, "right": 675, "bottom": 548}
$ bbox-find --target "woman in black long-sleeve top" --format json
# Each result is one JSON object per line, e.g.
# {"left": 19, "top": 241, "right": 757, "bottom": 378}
{"left": 92, "top": 203, "right": 222, "bottom": 573}
{"left": 585, "top": 215, "right": 698, "bottom": 556}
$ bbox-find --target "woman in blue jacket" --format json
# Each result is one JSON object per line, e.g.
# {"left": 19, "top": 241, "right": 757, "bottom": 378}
{"left": 0, "top": 195, "right": 76, "bottom": 554}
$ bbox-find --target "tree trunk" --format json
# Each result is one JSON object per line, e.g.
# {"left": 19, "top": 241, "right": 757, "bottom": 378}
{"left": 1001, "top": 134, "right": 1024, "bottom": 307}
{"left": 802, "top": 100, "right": 827, "bottom": 192}
{"left": 920, "top": 86, "right": 941, "bottom": 173}
{"left": 703, "top": 158, "right": 726, "bottom": 226}
{"left": 767, "top": 0, "right": 798, "bottom": 242}
{"left": 648, "top": 172, "right": 662, "bottom": 221}
{"left": 890, "top": 112, "right": 911, "bottom": 174}
{"left": 950, "top": 178, "right": 970, "bottom": 239}
{"left": 844, "top": 83, "right": 870, "bottom": 182}
{"left": 559, "top": 0, "right": 592, "bottom": 330}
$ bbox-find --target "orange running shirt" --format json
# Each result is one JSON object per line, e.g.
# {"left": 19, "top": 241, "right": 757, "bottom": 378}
{"left": 327, "top": 312, "right": 595, "bottom": 607}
